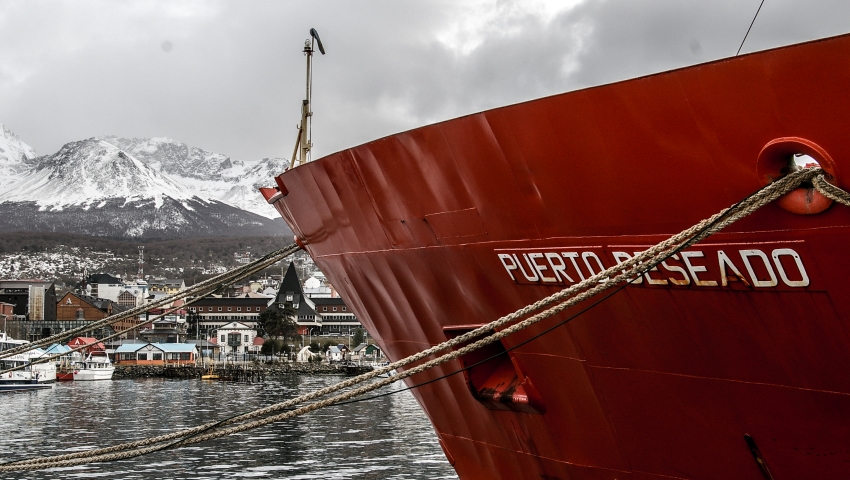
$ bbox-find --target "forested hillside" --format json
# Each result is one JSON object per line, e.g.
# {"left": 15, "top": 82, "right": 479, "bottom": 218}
{"left": 0, "top": 232, "right": 300, "bottom": 286}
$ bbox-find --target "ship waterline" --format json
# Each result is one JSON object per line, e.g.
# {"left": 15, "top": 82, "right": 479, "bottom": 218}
{"left": 270, "top": 34, "right": 850, "bottom": 479}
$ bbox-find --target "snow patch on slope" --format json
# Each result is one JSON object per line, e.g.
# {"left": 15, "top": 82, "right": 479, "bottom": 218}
{"left": 0, "top": 128, "right": 290, "bottom": 218}
{"left": 0, "top": 124, "right": 38, "bottom": 188}
{"left": 0, "top": 138, "right": 200, "bottom": 209}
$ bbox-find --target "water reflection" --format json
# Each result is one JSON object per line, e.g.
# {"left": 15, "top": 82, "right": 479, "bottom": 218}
{"left": 0, "top": 376, "right": 458, "bottom": 480}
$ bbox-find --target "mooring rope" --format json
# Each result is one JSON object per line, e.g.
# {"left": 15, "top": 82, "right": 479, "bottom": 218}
{"left": 3, "top": 167, "right": 846, "bottom": 472}
{"left": 0, "top": 243, "right": 301, "bottom": 362}
{"left": 813, "top": 174, "right": 850, "bottom": 206}
{"left": 0, "top": 242, "right": 297, "bottom": 376}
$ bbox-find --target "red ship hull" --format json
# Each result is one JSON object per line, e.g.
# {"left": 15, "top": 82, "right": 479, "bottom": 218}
{"left": 270, "top": 34, "right": 850, "bottom": 479}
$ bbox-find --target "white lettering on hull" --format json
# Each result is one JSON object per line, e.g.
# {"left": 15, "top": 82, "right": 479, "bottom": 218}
{"left": 496, "top": 245, "right": 812, "bottom": 290}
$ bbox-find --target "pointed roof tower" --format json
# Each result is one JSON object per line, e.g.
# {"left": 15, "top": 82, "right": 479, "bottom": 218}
{"left": 275, "top": 262, "right": 304, "bottom": 305}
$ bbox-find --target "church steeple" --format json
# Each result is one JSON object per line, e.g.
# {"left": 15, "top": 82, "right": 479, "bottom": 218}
{"left": 275, "top": 262, "right": 304, "bottom": 306}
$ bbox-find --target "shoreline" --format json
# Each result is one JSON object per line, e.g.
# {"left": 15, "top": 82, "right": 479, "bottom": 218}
{"left": 112, "top": 362, "right": 374, "bottom": 379}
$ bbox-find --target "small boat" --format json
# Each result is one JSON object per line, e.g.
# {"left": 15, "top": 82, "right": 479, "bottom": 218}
{"left": 72, "top": 353, "right": 115, "bottom": 381}
{"left": 50, "top": 347, "right": 80, "bottom": 381}
{"left": 0, "top": 377, "right": 52, "bottom": 392}
{"left": 0, "top": 332, "right": 56, "bottom": 391}
{"left": 372, "top": 364, "right": 397, "bottom": 379}
{"left": 201, "top": 366, "right": 220, "bottom": 380}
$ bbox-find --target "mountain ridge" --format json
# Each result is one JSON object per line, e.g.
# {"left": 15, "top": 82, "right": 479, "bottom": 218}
{"left": 0, "top": 126, "right": 292, "bottom": 240}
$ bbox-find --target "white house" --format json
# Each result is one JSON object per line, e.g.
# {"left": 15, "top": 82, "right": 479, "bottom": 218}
{"left": 326, "top": 344, "right": 350, "bottom": 363}
{"left": 215, "top": 321, "right": 259, "bottom": 357}
{"left": 115, "top": 342, "right": 199, "bottom": 365}
{"left": 327, "top": 345, "right": 343, "bottom": 362}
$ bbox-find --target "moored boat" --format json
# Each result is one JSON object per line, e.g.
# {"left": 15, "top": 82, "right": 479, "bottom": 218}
{"left": 0, "top": 332, "right": 56, "bottom": 391}
{"left": 72, "top": 353, "right": 115, "bottom": 381}
{"left": 45, "top": 343, "right": 77, "bottom": 381}
{"left": 266, "top": 34, "right": 850, "bottom": 479}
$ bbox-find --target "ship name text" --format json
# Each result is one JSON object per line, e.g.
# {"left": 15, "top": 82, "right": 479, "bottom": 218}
{"left": 496, "top": 243, "right": 814, "bottom": 290}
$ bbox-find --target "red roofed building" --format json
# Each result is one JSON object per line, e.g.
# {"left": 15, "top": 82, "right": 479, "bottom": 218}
{"left": 68, "top": 336, "right": 106, "bottom": 354}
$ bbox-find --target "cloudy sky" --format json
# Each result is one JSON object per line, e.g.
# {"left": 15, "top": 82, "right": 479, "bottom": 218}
{"left": 1, "top": 0, "right": 848, "bottom": 162}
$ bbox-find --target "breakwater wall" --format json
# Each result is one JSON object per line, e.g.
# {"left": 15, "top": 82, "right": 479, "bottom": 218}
{"left": 113, "top": 363, "right": 373, "bottom": 380}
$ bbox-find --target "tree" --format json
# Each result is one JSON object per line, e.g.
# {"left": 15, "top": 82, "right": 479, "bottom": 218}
{"left": 352, "top": 327, "right": 365, "bottom": 347}
{"left": 260, "top": 338, "right": 284, "bottom": 355}
{"left": 257, "top": 305, "right": 298, "bottom": 340}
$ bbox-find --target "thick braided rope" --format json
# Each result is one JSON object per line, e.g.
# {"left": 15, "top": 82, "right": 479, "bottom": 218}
{"left": 2, "top": 303, "right": 188, "bottom": 376}
{"left": 130, "top": 166, "right": 830, "bottom": 446}
{"left": 15, "top": 243, "right": 300, "bottom": 357}
{"left": 0, "top": 243, "right": 296, "bottom": 376}
{"left": 1, "top": 167, "right": 829, "bottom": 471}
{"left": 813, "top": 174, "right": 850, "bottom": 207}
{"left": 0, "top": 242, "right": 301, "bottom": 377}
{"left": 0, "top": 243, "right": 301, "bottom": 361}
{"left": 1, "top": 243, "right": 301, "bottom": 375}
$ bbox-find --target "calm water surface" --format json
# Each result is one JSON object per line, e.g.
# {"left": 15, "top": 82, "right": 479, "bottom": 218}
{"left": 0, "top": 376, "right": 459, "bottom": 479}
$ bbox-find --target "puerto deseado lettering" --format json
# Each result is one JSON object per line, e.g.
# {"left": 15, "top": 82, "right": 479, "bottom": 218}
{"left": 496, "top": 243, "right": 813, "bottom": 290}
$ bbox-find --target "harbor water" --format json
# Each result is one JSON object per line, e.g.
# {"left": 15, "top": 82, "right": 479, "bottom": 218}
{"left": 0, "top": 376, "right": 459, "bottom": 479}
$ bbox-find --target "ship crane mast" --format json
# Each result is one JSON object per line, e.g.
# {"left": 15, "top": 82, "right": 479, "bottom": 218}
{"left": 290, "top": 28, "right": 326, "bottom": 169}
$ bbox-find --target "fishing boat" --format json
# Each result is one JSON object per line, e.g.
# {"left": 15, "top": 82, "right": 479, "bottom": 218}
{"left": 46, "top": 344, "right": 77, "bottom": 381}
{"left": 265, "top": 33, "right": 850, "bottom": 479}
{"left": 0, "top": 332, "right": 56, "bottom": 391}
{"left": 72, "top": 352, "right": 115, "bottom": 381}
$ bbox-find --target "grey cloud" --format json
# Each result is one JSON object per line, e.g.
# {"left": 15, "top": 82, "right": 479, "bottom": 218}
{"left": 1, "top": 0, "right": 848, "bottom": 162}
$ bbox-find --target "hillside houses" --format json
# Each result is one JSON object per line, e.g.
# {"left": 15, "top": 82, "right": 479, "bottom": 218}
{"left": 0, "top": 255, "right": 373, "bottom": 362}
{"left": 148, "top": 279, "right": 185, "bottom": 295}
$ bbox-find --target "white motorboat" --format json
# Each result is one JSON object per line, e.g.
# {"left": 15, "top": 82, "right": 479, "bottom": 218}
{"left": 72, "top": 353, "right": 115, "bottom": 381}
{"left": 0, "top": 332, "right": 56, "bottom": 391}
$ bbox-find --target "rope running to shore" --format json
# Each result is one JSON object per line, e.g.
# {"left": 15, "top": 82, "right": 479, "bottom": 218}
{"left": 0, "top": 243, "right": 302, "bottom": 365}
{"left": 3, "top": 168, "right": 845, "bottom": 471}
{"left": 0, "top": 243, "right": 300, "bottom": 376}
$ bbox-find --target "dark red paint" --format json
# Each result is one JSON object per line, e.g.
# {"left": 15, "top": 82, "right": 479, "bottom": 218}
{"left": 270, "top": 34, "right": 850, "bottom": 479}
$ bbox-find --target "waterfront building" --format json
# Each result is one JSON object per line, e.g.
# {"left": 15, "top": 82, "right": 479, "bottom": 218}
{"left": 68, "top": 336, "right": 106, "bottom": 353}
{"left": 0, "top": 279, "right": 57, "bottom": 320}
{"left": 114, "top": 342, "right": 198, "bottom": 365}
{"left": 311, "top": 297, "right": 359, "bottom": 337}
{"left": 57, "top": 292, "right": 127, "bottom": 321}
{"left": 139, "top": 316, "right": 188, "bottom": 343}
{"left": 7, "top": 292, "right": 124, "bottom": 341}
{"left": 326, "top": 344, "right": 350, "bottom": 363}
{"left": 188, "top": 296, "right": 270, "bottom": 337}
{"left": 352, "top": 343, "right": 383, "bottom": 362}
{"left": 215, "top": 321, "right": 259, "bottom": 357}
{"left": 187, "top": 338, "right": 219, "bottom": 359}
{"left": 0, "top": 302, "right": 14, "bottom": 326}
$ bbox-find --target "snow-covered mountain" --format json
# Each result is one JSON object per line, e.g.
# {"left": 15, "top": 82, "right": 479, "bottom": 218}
{"left": 0, "top": 124, "right": 38, "bottom": 188}
{"left": 0, "top": 138, "right": 195, "bottom": 209}
{"left": 100, "top": 136, "right": 290, "bottom": 218}
{"left": 0, "top": 126, "right": 292, "bottom": 240}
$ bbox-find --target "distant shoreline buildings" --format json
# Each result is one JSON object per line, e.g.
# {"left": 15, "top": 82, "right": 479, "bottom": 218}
{"left": 0, "top": 257, "right": 365, "bottom": 355}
